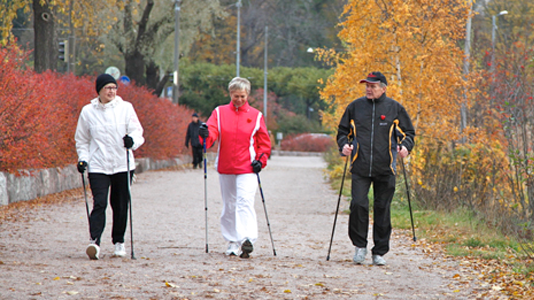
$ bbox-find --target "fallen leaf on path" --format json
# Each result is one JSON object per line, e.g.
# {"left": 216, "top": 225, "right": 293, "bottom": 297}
{"left": 53, "top": 277, "right": 61, "bottom": 281}
{"left": 65, "top": 291, "right": 79, "bottom": 295}
{"left": 165, "top": 281, "right": 178, "bottom": 288}
{"left": 284, "top": 289, "right": 291, "bottom": 293}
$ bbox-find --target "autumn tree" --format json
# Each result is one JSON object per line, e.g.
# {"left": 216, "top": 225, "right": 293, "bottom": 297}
{"left": 106, "top": 0, "right": 226, "bottom": 94}
{"left": 1, "top": 0, "right": 118, "bottom": 72}
{"left": 190, "top": 0, "right": 346, "bottom": 68}
{"left": 319, "top": 0, "right": 473, "bottom": 141}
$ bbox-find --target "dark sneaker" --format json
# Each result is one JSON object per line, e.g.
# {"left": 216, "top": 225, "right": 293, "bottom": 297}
{"left": 240, "top": 239, "right": 253, "bottom": 258}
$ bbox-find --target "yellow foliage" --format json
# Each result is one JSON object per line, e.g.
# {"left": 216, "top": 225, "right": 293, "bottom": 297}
{"left": 319, "top": 0, "right": 476, "bottom": 143}
{"left": 0, "top": 0, "right": 135, "bottom": 46}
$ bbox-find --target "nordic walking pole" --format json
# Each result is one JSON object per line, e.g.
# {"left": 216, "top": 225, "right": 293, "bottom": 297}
{"left": 80, "top": 167, "right": 91, "bottom": 235}
{"left": 256, "top": 173, "right": 276, "bottom": 256}
{"left": 203, "top": 138, "right": 208, "bottom": 253}
{"left": 326, "top": 155, "right": 349, "bottom": 261}
{"left": 126, "top": 148, "right": 137, "bottom": 259}
{"left": 400, "top": 156, "right": 417, "bottom": 242}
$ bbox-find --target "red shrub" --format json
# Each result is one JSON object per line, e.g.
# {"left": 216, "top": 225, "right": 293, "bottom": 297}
{"left": 118, "top": 85, "right": 192, "bottom": 160}
{"left": 0, "top": 46, "right": 191, "bottom": 174}
{"left": 280, "top": 133, "right": 335, "bottom": 152}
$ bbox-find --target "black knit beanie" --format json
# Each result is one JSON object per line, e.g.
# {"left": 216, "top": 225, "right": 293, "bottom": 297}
{"left": 95, "top": 74, "right": 117, "bottom": 94}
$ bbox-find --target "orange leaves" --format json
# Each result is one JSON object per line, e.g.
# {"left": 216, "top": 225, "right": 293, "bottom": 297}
{"left": 0, "top": 45, "right": 191, "bottom": 173}
{"left": 321, "top": 0, "right": 475, "bottom": 140}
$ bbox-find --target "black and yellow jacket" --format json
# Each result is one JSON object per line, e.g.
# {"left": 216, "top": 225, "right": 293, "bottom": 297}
{"left": 336, "top": 93, "right": 415, "bottom": 177}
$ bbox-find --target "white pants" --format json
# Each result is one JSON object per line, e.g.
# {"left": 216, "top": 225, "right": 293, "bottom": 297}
{"left": 219, "top": 173, "right": 258, "bottom": 244}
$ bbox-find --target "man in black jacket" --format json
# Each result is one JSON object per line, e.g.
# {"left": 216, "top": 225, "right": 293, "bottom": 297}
{"left": 185, "top": 113, "right": 203, "bottom": 169}
{"left": 336, "top": 71, "right": 415, "bottom": 266}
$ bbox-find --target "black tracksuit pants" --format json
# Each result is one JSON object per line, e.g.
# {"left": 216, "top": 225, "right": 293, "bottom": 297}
{"left": 88, "top": 171, "right": 133, "bottom": 246}
{"left": 349, "top": 174, "right": 396, "bottom": 256}
{"left": 192, "top": 146, "right": 203, "bottom": 168}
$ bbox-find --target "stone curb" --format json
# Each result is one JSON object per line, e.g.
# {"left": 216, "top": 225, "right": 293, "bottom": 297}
{"left": 0, "top": 155, "right": 206, "bottom": 206}
{"left": 0, "top": 151, "right": 318, "bottom": 206}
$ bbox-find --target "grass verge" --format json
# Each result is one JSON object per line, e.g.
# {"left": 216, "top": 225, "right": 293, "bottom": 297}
{"left": 324, "top": 149, "right": 534, "bottom": 298}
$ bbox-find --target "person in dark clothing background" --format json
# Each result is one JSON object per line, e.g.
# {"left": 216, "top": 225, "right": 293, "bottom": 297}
{"left": 336, "top": 71, "right": 415, "bottom": 266}
{"left": 185, "top": 113, "right": 203, "bottom": 169}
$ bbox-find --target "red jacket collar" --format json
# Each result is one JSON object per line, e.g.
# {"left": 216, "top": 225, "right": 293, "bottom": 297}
{"left": 230, "top": 101, "right": 250, "bottom": 112}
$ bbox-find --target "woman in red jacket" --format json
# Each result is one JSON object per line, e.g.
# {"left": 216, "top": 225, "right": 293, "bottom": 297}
{"left": 199, "top": 77, "right": 271, "bottom": 258}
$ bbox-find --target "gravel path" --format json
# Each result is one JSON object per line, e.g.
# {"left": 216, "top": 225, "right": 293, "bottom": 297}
{"left": 0, "top": 155, "right": 483, "bottom": 299}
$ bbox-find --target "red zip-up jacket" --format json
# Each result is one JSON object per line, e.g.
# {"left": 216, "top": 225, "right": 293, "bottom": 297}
{"left": 203, "top": 101, "right": 271, "bottom": 174}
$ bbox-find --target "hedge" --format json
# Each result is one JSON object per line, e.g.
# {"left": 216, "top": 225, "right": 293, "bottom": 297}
{"left": 0, "top": 47, "right": 192, "bottom": 174}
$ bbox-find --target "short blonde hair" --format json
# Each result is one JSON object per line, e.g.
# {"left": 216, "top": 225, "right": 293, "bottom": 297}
{"left": 228, "top": 77, "right": 251, "bottom": 95}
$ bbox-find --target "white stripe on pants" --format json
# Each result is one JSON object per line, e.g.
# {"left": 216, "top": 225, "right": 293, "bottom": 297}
{"left": 219, "top": 173, "right": 258, "bottom": 244}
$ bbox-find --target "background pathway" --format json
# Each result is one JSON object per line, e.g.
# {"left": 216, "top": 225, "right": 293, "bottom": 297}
{"left": 0, "top": 155, "right": 483, "bottom": 299}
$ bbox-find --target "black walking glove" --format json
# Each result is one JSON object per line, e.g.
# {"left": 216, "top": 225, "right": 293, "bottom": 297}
{"left": 199, "top": 123, "right": 209, "bottom": 139}
{"left": 123, "top": 134, "right": 134, "bottom": 149}
{"left": 77, "top": 161, "right": 87, "bottom": 173}
{"left": 251, "top": 160, "right": 262, "bottom": 173}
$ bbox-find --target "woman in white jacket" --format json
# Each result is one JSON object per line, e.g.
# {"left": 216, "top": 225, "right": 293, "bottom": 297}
{"left": 75, "top": 74, "right": 144, "bottom": 260}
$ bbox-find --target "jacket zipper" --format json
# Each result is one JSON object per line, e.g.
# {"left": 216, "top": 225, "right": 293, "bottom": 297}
{"left": 369, "top": 100, "right": 376, "bottom": 177}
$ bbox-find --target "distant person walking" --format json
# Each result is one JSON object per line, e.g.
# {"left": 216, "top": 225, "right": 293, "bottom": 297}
{"left": 199, "top": 77, "right": 271, "bottom": 258}
{"left": 75, "top": 74, "right": 145, "bottom": 260}
{"left": 336, "top": 71, "right": 415, "bottom": 266}
{"left": 185, "top": 112, "right": 203, "bottom": 169}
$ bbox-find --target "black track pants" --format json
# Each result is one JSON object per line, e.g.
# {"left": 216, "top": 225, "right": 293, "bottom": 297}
{"left": 88, "top": 171, "right": 133, "bottom": 246}
{"left": 192, "top": 146, "right": 203, "bottom": 167}
{"left": 349, "top": 174, "right": 396, "bottom": 256}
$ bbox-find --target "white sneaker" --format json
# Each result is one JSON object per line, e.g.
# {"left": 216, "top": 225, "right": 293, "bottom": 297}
{"left": 353, "top": 247, "right": 367, "bottom": 264}
{"left": 372, "top": 254, "right": 386, "bottom": 266}
{"left": 114, "top": 243, "right": 126, "bottom": 257}
{"left": 86, "top": 243, "right": 100, "bottom": 260}
{"left": 225, "top": 242, "right": 240, "bottom": 256}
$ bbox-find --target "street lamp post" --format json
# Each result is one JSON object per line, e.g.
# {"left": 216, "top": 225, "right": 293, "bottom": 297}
{"left": 173, "top": 0, "right": 182, "bottom": 104}
{"left": 263, "top": 26, "right": 268, "bottom": 124}
{"left": 460, "top": 0, "right": 473, "bottom": 142}
{"left": 236, "top": 0, "right": 242, "bottom": 77}
{"left": 491, "top": 10, "right": 508, "bottom": 75}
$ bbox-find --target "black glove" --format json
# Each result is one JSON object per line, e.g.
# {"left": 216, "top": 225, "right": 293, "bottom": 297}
{"left": 199, "top": 123, "right": 209, "bottom": 139}
{"left": 123, "top": 135, "right": 134, "bottom": 149}
{"left": 77, "top": 161, "right": 87, "bottom": 173}
{"left": 251, "top": 160, "right": 262, "bottom": 173}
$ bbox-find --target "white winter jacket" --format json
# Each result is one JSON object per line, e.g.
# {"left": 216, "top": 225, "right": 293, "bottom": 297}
{"left": 75, "top": 95, "right": 144, "bottom": 175}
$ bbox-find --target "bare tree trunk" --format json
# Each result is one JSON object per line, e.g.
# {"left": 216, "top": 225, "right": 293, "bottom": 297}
{"left": 33, "top": 0, "right": 56, "bottom": 73}
{"left": 125, "top": 51, "right": 146, "bottom": 86}
{"left": 146, "top": 61, "right": 159, "bottom": 91}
